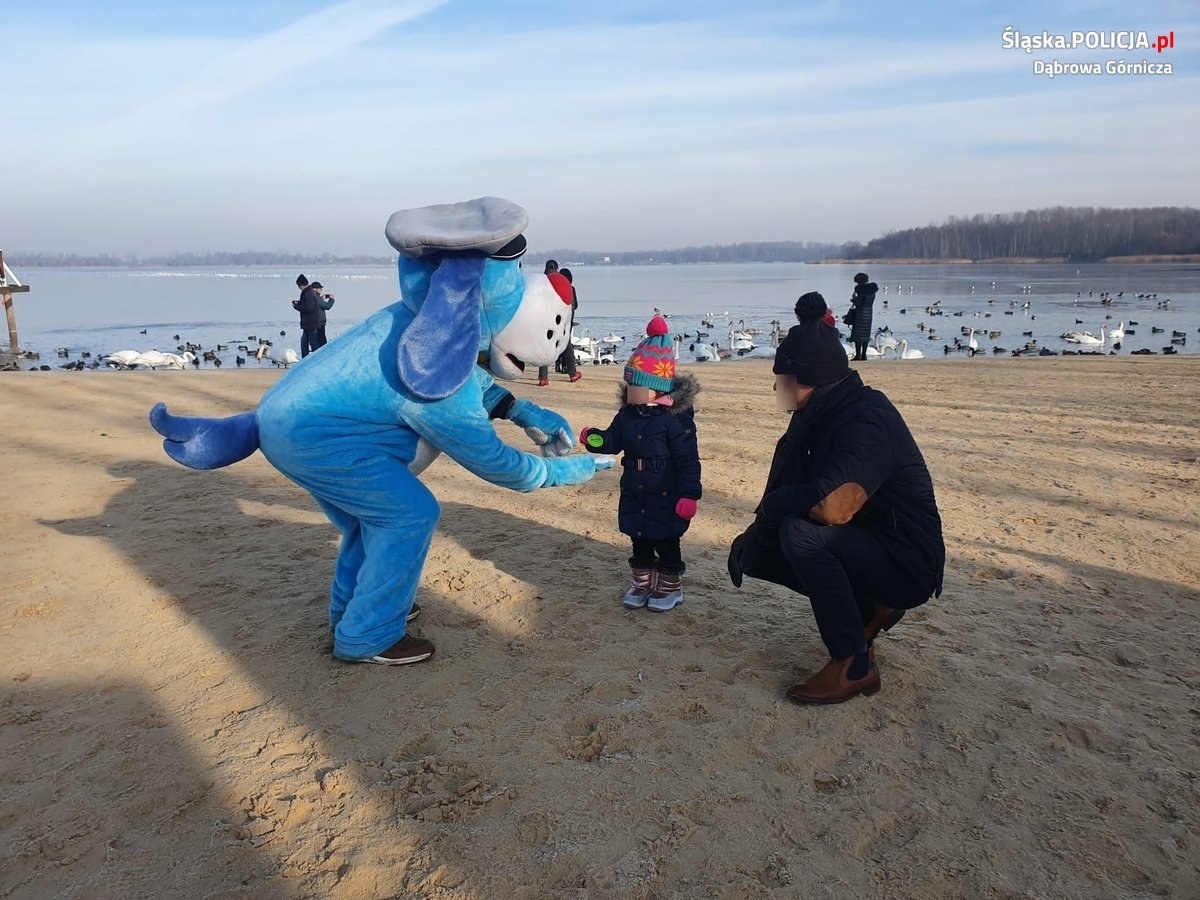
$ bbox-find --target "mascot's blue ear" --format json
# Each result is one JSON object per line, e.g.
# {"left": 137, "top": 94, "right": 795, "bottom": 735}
{"left": 396, "top": 255, "right": 485, "bottom": 400}
{"left": 386, "top": 197, "right": 528, "bottom": 401}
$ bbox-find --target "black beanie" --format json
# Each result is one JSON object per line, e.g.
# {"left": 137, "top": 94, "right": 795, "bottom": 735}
{"left": 774, "top": 292, "right": 850, "bottom": 385}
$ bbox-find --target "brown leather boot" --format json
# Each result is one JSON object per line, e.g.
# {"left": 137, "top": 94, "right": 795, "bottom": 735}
{"left": 786, "top": 656, "right": 880, "bottom": 705}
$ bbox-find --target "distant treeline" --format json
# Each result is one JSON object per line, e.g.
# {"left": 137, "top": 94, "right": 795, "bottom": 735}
{"left": 7, "top": 250, "right": 394, "bottom": 267}
{"left": 538, "top": 241, "right": 842, "bottom": 266}
{"left": 838, "top": 206, "right": 1200, "bottom": 262}
{"left": 12, "top": 206, "right": 1200, "bottom": 268}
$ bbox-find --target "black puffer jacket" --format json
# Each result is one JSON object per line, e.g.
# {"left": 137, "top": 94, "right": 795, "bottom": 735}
{"left": 754, "top": 370, "right": 944, "bottom": 601}
{"left": 584, "top": 372, "right": 701, "bottom": 540}
{"left": 849, "top": 281, "right": 878, "bottom": 344}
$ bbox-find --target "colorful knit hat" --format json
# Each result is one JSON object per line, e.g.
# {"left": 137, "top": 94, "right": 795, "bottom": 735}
{"left": 624, "top": 316, "right": 675, "bottom": 392}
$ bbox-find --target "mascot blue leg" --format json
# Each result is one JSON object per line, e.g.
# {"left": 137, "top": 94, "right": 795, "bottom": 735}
{"left": 149, "top": 403, "right": 261, "bottom": 470}
{"left": 313, "top": 498, "right": 366, "bottom": 628}
{"left": 285, "top": 456, "right": 440, "bottom": 660}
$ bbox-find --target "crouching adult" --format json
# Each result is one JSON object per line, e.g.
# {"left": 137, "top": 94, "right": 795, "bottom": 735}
{"left": 727, "top": 291, "right": 944, "bottom": 704}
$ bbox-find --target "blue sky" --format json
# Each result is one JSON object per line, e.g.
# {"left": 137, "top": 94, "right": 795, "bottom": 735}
{"left": 4, "top": 0, "right": 1198, "bottom": 254}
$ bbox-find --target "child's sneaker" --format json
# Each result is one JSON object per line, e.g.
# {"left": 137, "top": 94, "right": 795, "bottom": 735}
{"left": 647, "top": 573, "right": 684, "bottom": 612}
{"left": 623, "top": 566, "right": 656, "bottom": 608}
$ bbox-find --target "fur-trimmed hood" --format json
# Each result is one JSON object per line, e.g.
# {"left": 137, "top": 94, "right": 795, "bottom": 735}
{"left": 616, "top": 370, "right": 699, "bottom": 414}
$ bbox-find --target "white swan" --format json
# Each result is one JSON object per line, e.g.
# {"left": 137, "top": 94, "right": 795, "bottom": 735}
{"left": 728, "top": 322, "right": 756, "bottom": 355}
{"left": 843, "top": 343, "right": 882, "bottom": 359}
{"left": 1108, "top": 321, "right": 1125, "bottom": 343}
{"left": 895, "top": 339, "right": 925, "bottom": 359}
{"left": 103, "top": 350, "right": 142, "bottom": 368}
{"left": 256, "top": 344, "right": 300, "bottom": 367}
{"left": 154, "top": 351, "right": 194, "bottom": 369}
{"left": 1069, "top": 325, "right": 1107, "bottom": 347}
{"left": 739, "top": 344, "right": 777, "bottom": 359}
{"left": 571, "top": 329, "right": 599, "bottom": 350}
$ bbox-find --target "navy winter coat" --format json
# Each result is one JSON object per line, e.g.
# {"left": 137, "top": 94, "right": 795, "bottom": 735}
{"left": 755, "top": 370, "right": 944, "bottom": 601}
{"left": 584, "top": 372, "right": 702, "bottom": 541}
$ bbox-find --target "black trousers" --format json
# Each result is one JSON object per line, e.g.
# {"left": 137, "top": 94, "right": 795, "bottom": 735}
{"left": 630, "top": 537, "right": 684, "bottom": 575}
{"left": 301, "top": 327, "right": 328, "bottom": 357}
{"left": 742, "top": 516, "right": 927, "bottom": 659}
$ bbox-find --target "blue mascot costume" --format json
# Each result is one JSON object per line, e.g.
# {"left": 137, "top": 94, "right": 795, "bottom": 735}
{"left": 149, "top": 197, "right": 611, "bottom": 665}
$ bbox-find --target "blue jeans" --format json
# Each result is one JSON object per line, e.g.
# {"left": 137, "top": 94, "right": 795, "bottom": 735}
{"left": 742, "top": 516, "right": 927, "bottom": 659}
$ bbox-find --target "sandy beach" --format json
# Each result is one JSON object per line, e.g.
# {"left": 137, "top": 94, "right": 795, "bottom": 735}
{"left": 2, "top": 358, "right": 1198, "bottom": 899}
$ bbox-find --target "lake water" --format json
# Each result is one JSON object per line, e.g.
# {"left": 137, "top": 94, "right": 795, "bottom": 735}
{"left": 8, "top": 261, "right": 1200, "bottom": 368}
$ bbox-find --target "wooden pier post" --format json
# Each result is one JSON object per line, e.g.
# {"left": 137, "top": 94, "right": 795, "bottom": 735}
{"left": 1, "top": 250, "right": 32, "bottom": 354}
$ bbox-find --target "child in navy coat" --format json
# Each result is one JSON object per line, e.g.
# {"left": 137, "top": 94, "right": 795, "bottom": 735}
{"left": 581, "top": 316, "right": 702, "bottom": 610}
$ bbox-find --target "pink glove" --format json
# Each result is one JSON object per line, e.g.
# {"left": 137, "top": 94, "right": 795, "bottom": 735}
{"left": 675, "top": 498, "right": 698, "bottom": 519}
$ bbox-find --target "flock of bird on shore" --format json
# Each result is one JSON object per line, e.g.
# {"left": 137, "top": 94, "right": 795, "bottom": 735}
{"left": 14, "top": 283, "right": 1197, "bottom": 372}
{"left": 17, "top": 331, "right": 300, "bottom": 371}
{"left": 598, "top": 284, "right": 1194, "bottom": 363}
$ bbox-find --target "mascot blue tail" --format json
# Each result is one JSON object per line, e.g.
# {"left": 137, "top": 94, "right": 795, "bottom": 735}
{"left": 149, "top": 403, "right": 261, "bottom": 470}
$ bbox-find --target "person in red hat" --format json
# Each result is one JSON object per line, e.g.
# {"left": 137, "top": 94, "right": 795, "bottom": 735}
{"left": 540, "top": 262, "right": 585, "bottom": 386}
{"left": 580, "top": 316, "right": 702, "bottom": 611}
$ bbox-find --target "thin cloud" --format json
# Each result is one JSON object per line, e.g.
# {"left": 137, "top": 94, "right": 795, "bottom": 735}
{"left": 100, "top": 0, "right": 445, "bottom": 143}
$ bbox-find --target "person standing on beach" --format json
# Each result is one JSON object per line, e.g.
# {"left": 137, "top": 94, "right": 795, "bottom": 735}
{"left": 553, "top": 268, "right": 582, "bottom": 382}
{"left": 537, "top": 260, "right": 581, "bottom": 385}
{"left": 846, "top": 272, "right": 879, "bottom": 361}
{"left": 296, "top": 280, "right": 335, "bottom": 357}
{"left": 726, "top": 292, "right": 944, "bottom": 704}
{"left": 580, "top": 317, "right": 701, "bottom": 611}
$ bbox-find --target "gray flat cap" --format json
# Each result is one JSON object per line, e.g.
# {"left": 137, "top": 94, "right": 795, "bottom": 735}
{"left": 385, "top": 196, "right": 529, "bottom": 259}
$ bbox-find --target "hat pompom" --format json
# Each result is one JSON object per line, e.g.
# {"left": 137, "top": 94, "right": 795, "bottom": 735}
{"left": 646, "top": 316, "right": 669, "bottom": 337}
{"left": 795, "top": 291, "right": 828, "bottom": 323}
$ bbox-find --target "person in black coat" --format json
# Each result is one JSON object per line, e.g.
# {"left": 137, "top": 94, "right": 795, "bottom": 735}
{"left": 847, "top": 272, "right": 878, "bottom": 361}
{"left": 296, "top": 280, "right": 335, "bottom": 357}
{"left": 582, "top": 316, "right": 701, "bottom": 612}
{"left": 727, "top": 292, "right": 944, "bottom": 704}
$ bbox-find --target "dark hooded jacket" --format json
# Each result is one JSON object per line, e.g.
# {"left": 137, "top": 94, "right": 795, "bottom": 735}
{"left": 753, "top": 370, "right": 944, "bottom": 601}
{"left": 297, "top": 286, "right": 335, "bottom": 330}
{"left": 584, "top": 372, "right": 701, "bottom": 541}
{"left": 848, "top": 281, "right": 878, "bottom": 344}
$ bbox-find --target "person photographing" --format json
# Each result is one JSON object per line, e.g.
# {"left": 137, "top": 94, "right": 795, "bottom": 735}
{"left": 296, "top": 279, "right": 336, "bottom": 357}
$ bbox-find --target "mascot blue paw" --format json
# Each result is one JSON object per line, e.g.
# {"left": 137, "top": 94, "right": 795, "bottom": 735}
{"left": 542, "top": 453, "right": 614, "bottom": 487}
{"left": 509, "top": 398, "right": 573, "bottom": 457}
{"left": 149, "top": 403, "right": 261, "bottom": 470}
